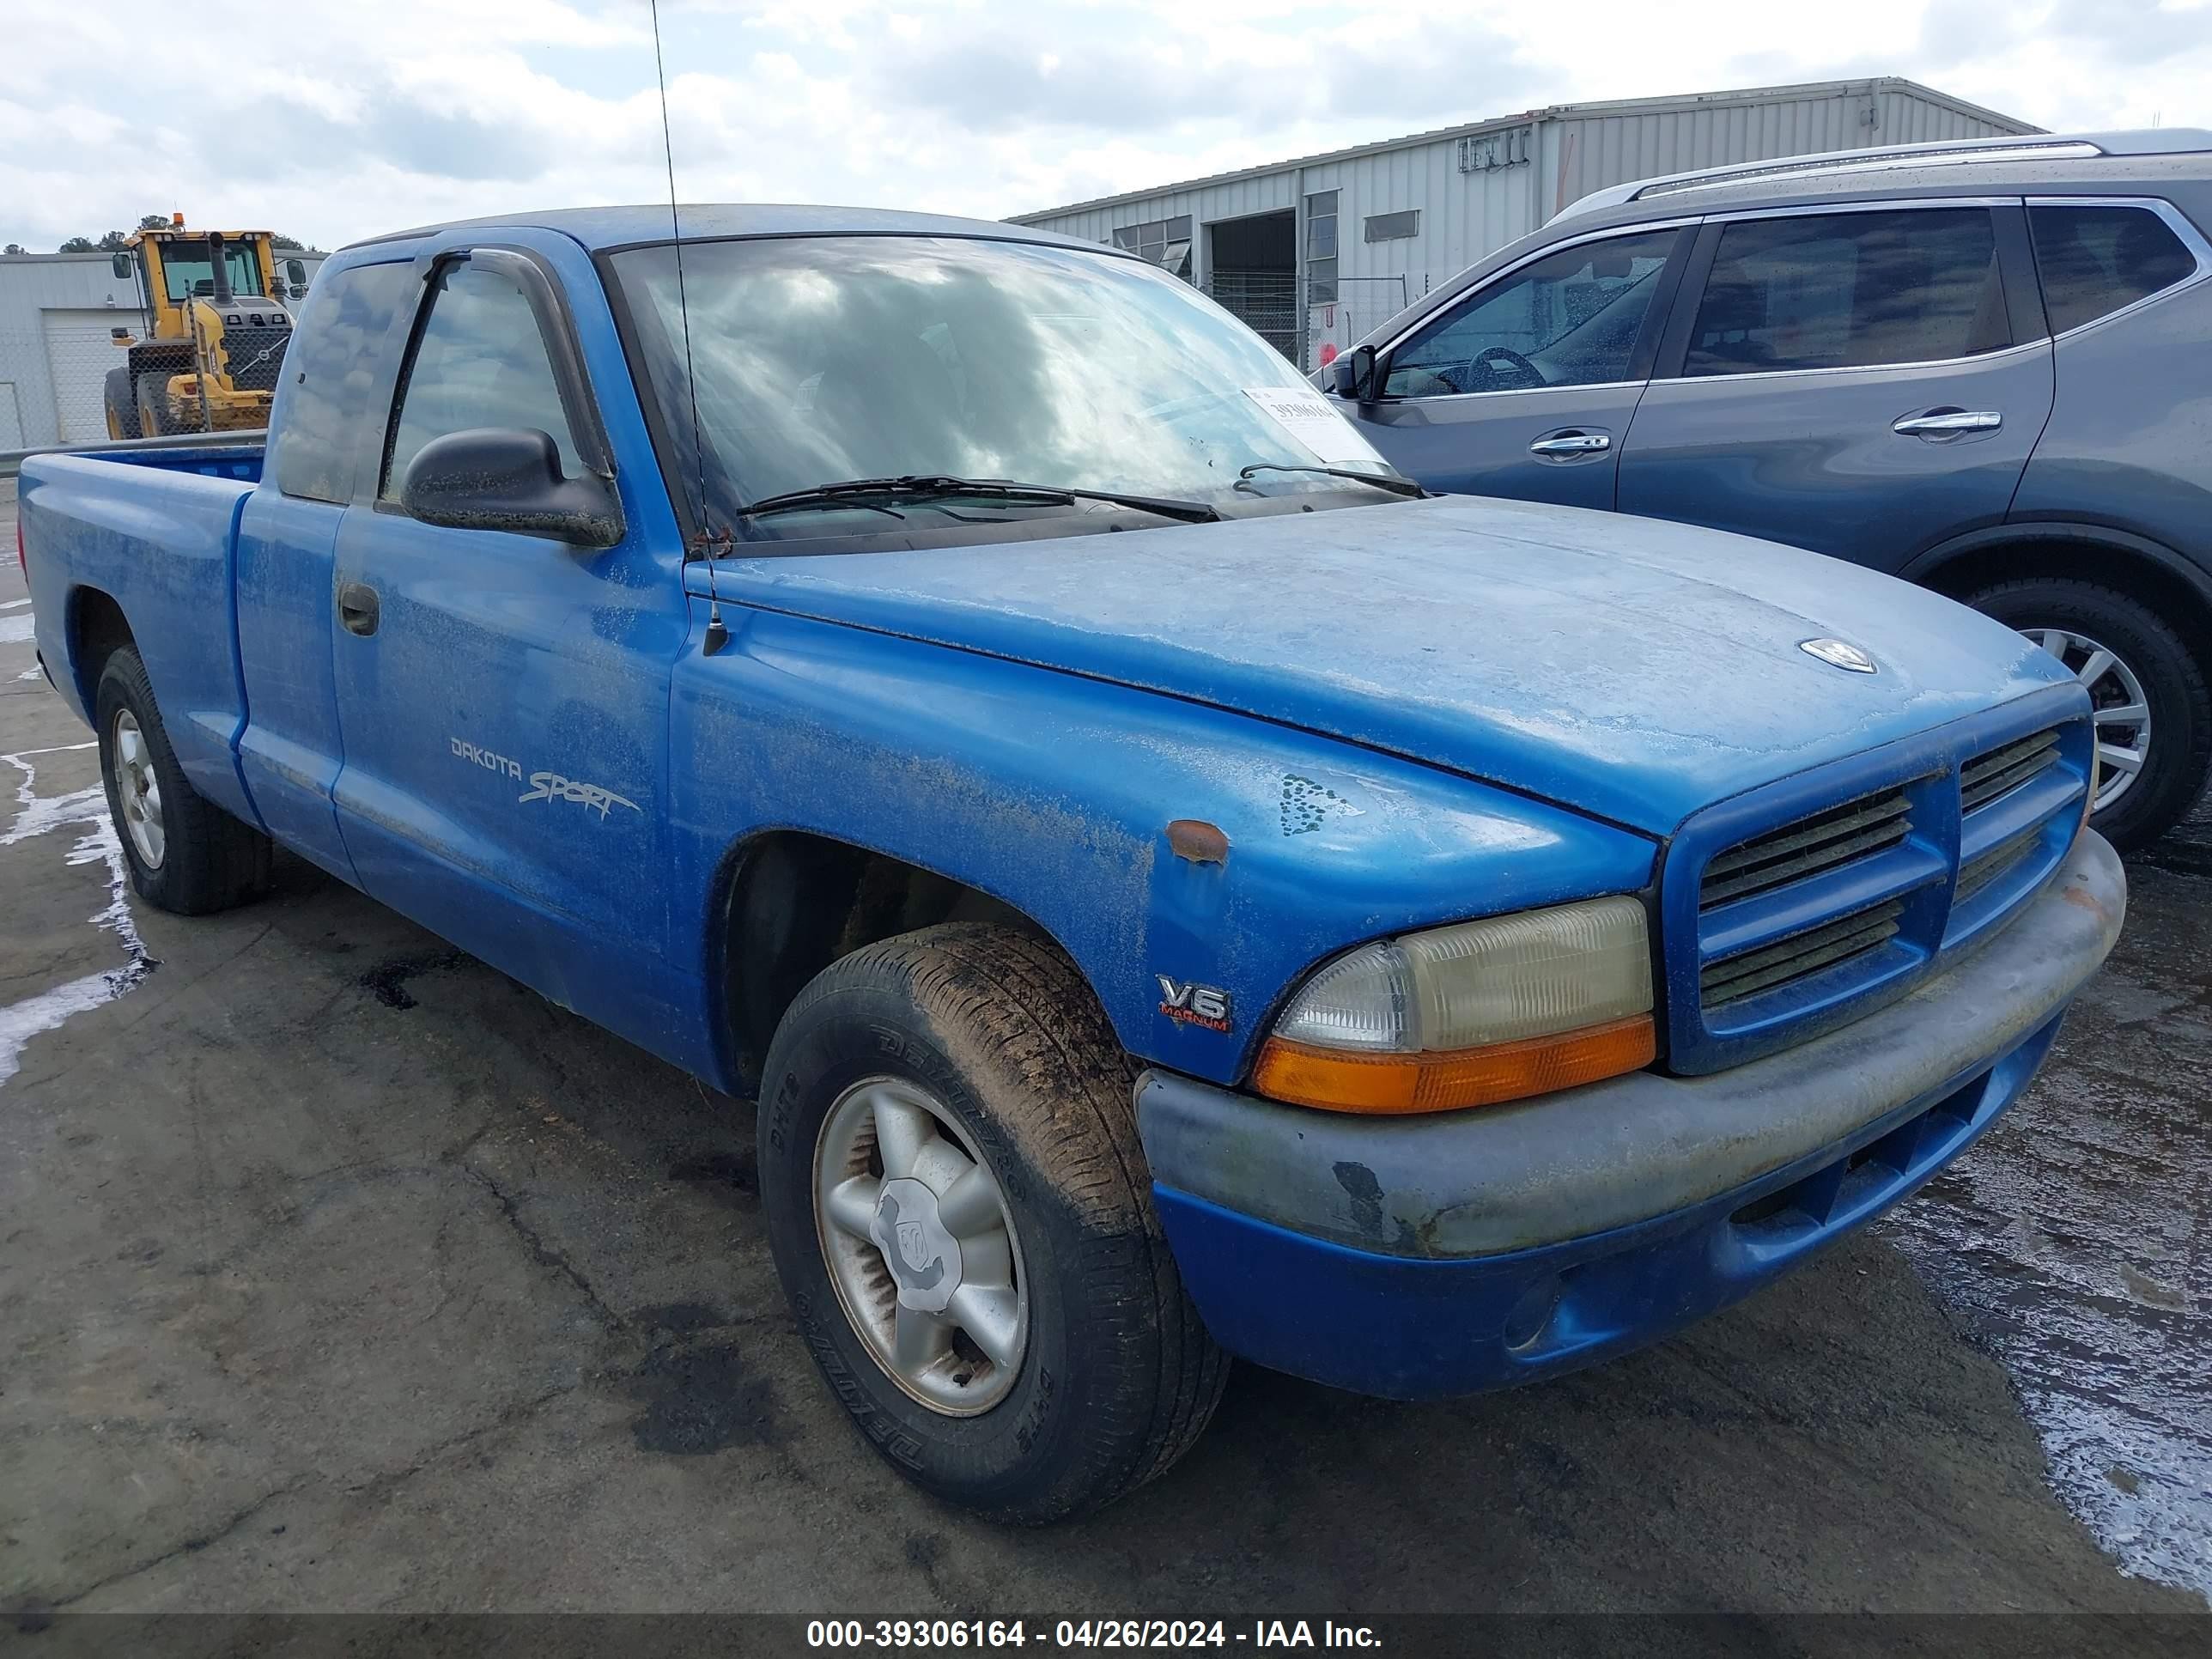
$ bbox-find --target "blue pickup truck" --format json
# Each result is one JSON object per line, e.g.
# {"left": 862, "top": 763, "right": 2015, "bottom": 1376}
{"left": 20, "top": 205, "right": 2124, "bottom": 1522}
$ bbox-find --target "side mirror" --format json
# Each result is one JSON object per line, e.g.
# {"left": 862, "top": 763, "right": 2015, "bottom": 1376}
{"left": 111, "top": 252, "right": 132, "bottom": 279}
{"left": 399, "top": 428, "right": 623, "bottom": 549}
{"left": 1328, "top": 343, "right": 1379, "bottom": 404}
{"left": 286, "top": 258, "right": 307, "bottom": 285}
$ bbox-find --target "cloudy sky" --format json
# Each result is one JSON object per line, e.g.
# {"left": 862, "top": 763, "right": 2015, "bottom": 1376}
{"left": 2, "top": 0, "right": 2207, "bottom": 252}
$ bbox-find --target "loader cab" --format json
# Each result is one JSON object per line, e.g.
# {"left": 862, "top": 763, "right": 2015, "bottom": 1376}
{"left": 126, "top": 226, "right": 281, "bottom": 341}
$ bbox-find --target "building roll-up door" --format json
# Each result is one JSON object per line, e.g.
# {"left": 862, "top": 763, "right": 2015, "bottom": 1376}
{"left": 42, "top": 309, "right": 130, "bottom": 442}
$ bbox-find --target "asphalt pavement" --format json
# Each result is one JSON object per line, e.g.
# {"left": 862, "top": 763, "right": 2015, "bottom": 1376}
{"left": 2, "top": 479, "right": 2206, "bottom": 1624}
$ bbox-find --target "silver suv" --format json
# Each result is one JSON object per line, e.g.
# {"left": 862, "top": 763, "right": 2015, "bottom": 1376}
{"left": 1327, "top": 131, "right": 2212, "bottom": 850}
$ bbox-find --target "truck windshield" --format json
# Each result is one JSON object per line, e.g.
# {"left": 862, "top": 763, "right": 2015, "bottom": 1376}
{"left": 610, "top": 234, "right": 1407, "bottom": 543}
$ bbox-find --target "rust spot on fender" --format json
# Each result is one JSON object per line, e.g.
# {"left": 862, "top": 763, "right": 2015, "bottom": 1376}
{"left": 1166, "top": 818, "right": 1230, "bottom": 864}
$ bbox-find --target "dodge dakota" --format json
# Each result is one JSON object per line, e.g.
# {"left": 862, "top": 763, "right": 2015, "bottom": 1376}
{"left": 18, "top": 206, "right": 2124, "bottom": 1523}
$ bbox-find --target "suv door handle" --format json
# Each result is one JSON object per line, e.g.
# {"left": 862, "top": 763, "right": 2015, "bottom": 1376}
{"left": 1528, "top": 431, "right": 1613, "bottom": 457}
{"left": 337, "top": 581, "right": 380, "bottom": 636}
{"left": 1892, "top": 409, "right": 2002, "bottom": 437}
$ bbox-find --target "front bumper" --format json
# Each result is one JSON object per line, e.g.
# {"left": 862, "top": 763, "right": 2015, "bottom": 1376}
{"left": 1137, "top": 830, "right": 2125, "bottom": 1400}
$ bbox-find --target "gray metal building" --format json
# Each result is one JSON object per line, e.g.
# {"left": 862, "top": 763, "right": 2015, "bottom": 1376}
{"left": 0, "top": 249, "right": 325, "bottom": 448}
{"left": 1009, "top": 76, "right": 2035, "bottom": 367}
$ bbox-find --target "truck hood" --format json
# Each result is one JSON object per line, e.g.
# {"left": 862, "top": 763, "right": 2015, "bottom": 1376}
{"left": 709, "top": 496, "right": 2074, "bottom": 836}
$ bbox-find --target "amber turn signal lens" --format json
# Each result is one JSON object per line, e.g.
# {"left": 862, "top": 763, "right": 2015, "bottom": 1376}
{"left": 1251, "top": 1015, "right": 1656, "bottom": 1115}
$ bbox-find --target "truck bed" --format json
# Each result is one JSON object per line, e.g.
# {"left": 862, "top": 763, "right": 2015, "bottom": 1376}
{"left": 76, "top": 442, "right": 265, "bottom": 483}
{"left": 19, "top": 444, "right": 267, "bottom": 830}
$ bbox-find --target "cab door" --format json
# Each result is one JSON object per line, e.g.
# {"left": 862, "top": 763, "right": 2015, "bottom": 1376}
{"left": 326, "top": 237, "right": 691, "bottom": 1034}
{"left": 1335, "top": 225, "right": 1692, "bottom": 508}
{"left": 1618, "top": 203, "right": 2054, "bottom": 574}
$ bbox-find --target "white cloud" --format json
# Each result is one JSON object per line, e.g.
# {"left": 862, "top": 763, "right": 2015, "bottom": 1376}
{"left": 0, "top": 0, "right": 2205, "bottom": 253}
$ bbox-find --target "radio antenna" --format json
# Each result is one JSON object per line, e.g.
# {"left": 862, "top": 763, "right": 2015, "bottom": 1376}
{"left": 650, "top": 0, "right": 727, "bottom": 655}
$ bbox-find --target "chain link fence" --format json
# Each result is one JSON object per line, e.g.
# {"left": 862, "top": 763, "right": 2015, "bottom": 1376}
{"left": 1202, "top": 271, "right": 1418, "bottom": 373}
{"left": 0, "top": 323, "right": 129, "bottom": 449}
{"left": 1308, "top": 276, "right": 1414, "bottom": 374}
{"left": 0, "top": 323, "right": 294, "bottom": 449}
{"left": 1203, "top": 270, "right": 1299, "bottom": 365}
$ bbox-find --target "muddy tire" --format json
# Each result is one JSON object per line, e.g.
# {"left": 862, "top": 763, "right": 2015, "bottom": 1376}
{"left": 103, "top": 366, "right": 142, "bottom": 441}
{"left": 95, "top": 646, "right": 271, "bottom": 915}
{"left": 1967, "top": 578, "right": 2211, "bottom": 853}
{"left": 758, "top": 922, "right": 1227, "bottom": 1523}
{"left": 134, "top": 371, "right": 181, "bottom": 437}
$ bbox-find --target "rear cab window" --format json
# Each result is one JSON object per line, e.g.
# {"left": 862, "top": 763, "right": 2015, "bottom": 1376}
{"left": 2029, "top": 204, "right": 2202, "bottom": 334}
{"left": 271, "top": 261, "right": 415, "bottom": 503}
{"left": 1682, "top": 208, "right": 2010, "bottom": 377}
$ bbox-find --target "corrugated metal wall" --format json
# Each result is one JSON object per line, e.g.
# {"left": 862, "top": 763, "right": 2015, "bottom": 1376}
{"left": 1547, "top": 83, "right": 2018, "bottom": 216}
{"left": 1026, "top": 172, "right": 1300, "bottom": 263}
{"left": 1017, "top": 82, "right": 2029, "bottom": 368}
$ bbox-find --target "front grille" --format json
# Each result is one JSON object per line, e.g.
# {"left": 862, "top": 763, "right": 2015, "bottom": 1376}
{"left": 218, "top": 323, "right": 292, "bottom": 393}
{"left": 1956, "top": 826, "right": 2043, "bottom": 906}
{"left": 1702, "top": 898, "right": 1905, "bottom": 1010}
{"left": 1670, "top": 705, "right": 2092, "bottom": 1073}
{"left": 1961, "top": 730, "right": 2062, "bottom": 814}
{"left": 1699, "top": 786, "right": 1912, "bottom": 910}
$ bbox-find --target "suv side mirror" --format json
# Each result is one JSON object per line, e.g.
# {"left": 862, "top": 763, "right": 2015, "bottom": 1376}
{"left": 111, "top": 252, "right": 132, "bottom": 279}
{"left": 1328, "top": 343, "right": 1379, "bottom": 404}
{"left": 400, "top": 428, "right": 623, "bottom": 549}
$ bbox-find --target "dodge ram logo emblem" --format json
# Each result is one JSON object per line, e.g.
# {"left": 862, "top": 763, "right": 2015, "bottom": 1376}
{"left": 1800, "top": 638, "right": 1877, "bottom": 674}
{"left": 896, "top": 1220, "right": 928, "bottom": 1272}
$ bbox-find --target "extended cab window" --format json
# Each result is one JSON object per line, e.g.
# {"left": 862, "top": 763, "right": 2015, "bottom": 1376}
{"left": 271, "top": 260, "right": 414, "bottom": 504}
{"left": 1683, "top": 208, "right": 2008, "bottom": 377}
{"left": 382, "top": 262, "right": 579, "bottom": 502}
{"left": 2030, "top": 204, "right": 2199, "bottom": 334}
{"left": 1382, "top": 229, "right": 1678, "bottom": 398}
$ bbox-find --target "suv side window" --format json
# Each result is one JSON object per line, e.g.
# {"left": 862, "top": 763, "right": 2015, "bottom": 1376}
{"left": 1682, "top": 208, "right": 2009, "bottom": 378}
{"left": 2030, "top": 204, "right": 2198, "bottom": 334}
{"left": 1382, "top": 228, "right": 1678, "bottom": 398}
{"left": 271, "top": 260, "right": 414, "bottom": 504}
{"left": 382, "top": 260, "right": 579, "bottom": 502}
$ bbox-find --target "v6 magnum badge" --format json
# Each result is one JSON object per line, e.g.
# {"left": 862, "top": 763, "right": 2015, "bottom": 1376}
{"left": 1158, "top": 975, "right": 1232, "bottom": 1032}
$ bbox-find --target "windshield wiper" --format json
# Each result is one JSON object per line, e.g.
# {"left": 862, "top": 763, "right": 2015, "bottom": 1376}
{"left": 735, "top": 474, "right": 1222, "bottom": 525}
{"left": 1237, "top": 462, "right": 1425, "bottom": 498}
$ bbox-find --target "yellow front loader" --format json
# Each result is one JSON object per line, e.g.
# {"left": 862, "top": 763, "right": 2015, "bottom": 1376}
{"left": 103, "top": 215, "right": 311, "bottom": 438}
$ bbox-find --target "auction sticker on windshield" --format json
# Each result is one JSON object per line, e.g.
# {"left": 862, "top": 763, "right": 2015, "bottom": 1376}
{"left": 1243, "top": 385, "right": 1388, "bottom": 467}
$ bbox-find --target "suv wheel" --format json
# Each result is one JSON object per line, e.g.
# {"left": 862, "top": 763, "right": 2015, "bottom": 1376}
{"left": 1967, "top": 578, "right": 2212, "bottom": 853}
{"left": 757, "top": 922, "right": 1227, "bottom": 1523}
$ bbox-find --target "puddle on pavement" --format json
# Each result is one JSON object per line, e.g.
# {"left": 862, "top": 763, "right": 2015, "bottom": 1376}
{"left": 0, "top": 742, "right": 155, "bottom": 1086}
{"left": 1884, "top": 833, "right": 2212, "bottom": 1605}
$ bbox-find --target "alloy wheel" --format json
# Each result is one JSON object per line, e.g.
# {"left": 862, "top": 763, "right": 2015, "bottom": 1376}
{"left": 2025, "top": 626, "right": 2150, "bottom": 814}
{"left": 112, "top": 708, "right": 167, "bottom": 869}
{"left": 813, "top": 1076, "right": 1030, "bottom": 1415}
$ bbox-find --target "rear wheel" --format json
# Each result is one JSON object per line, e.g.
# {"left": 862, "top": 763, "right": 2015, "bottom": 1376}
{"left": 1967, "top": 577, "right": 2211, "bottom": 852}
{"left": 758, "top": 922, "right": 1227, "bottom": 1523}
{"left": 95, "top": 646, "right": 271, "bottom": 914}
{"left": 102, "top": 366, "right": 142, "bottom": 440}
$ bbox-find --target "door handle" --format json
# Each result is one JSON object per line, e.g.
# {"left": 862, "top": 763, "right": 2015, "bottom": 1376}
{"left": 337, "top": 581, "right": 380, "bottom": 637}
{"left": 1528, "top": 432, "right": 1613, "bottom": 457}
{"left": 1892, "top": 409, "right": 2002, "bottom": 437}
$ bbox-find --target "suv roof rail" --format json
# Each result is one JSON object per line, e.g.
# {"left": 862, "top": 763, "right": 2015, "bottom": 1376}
{"left": 1552, "top": 129, "right": 2212, "bottom": 222}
